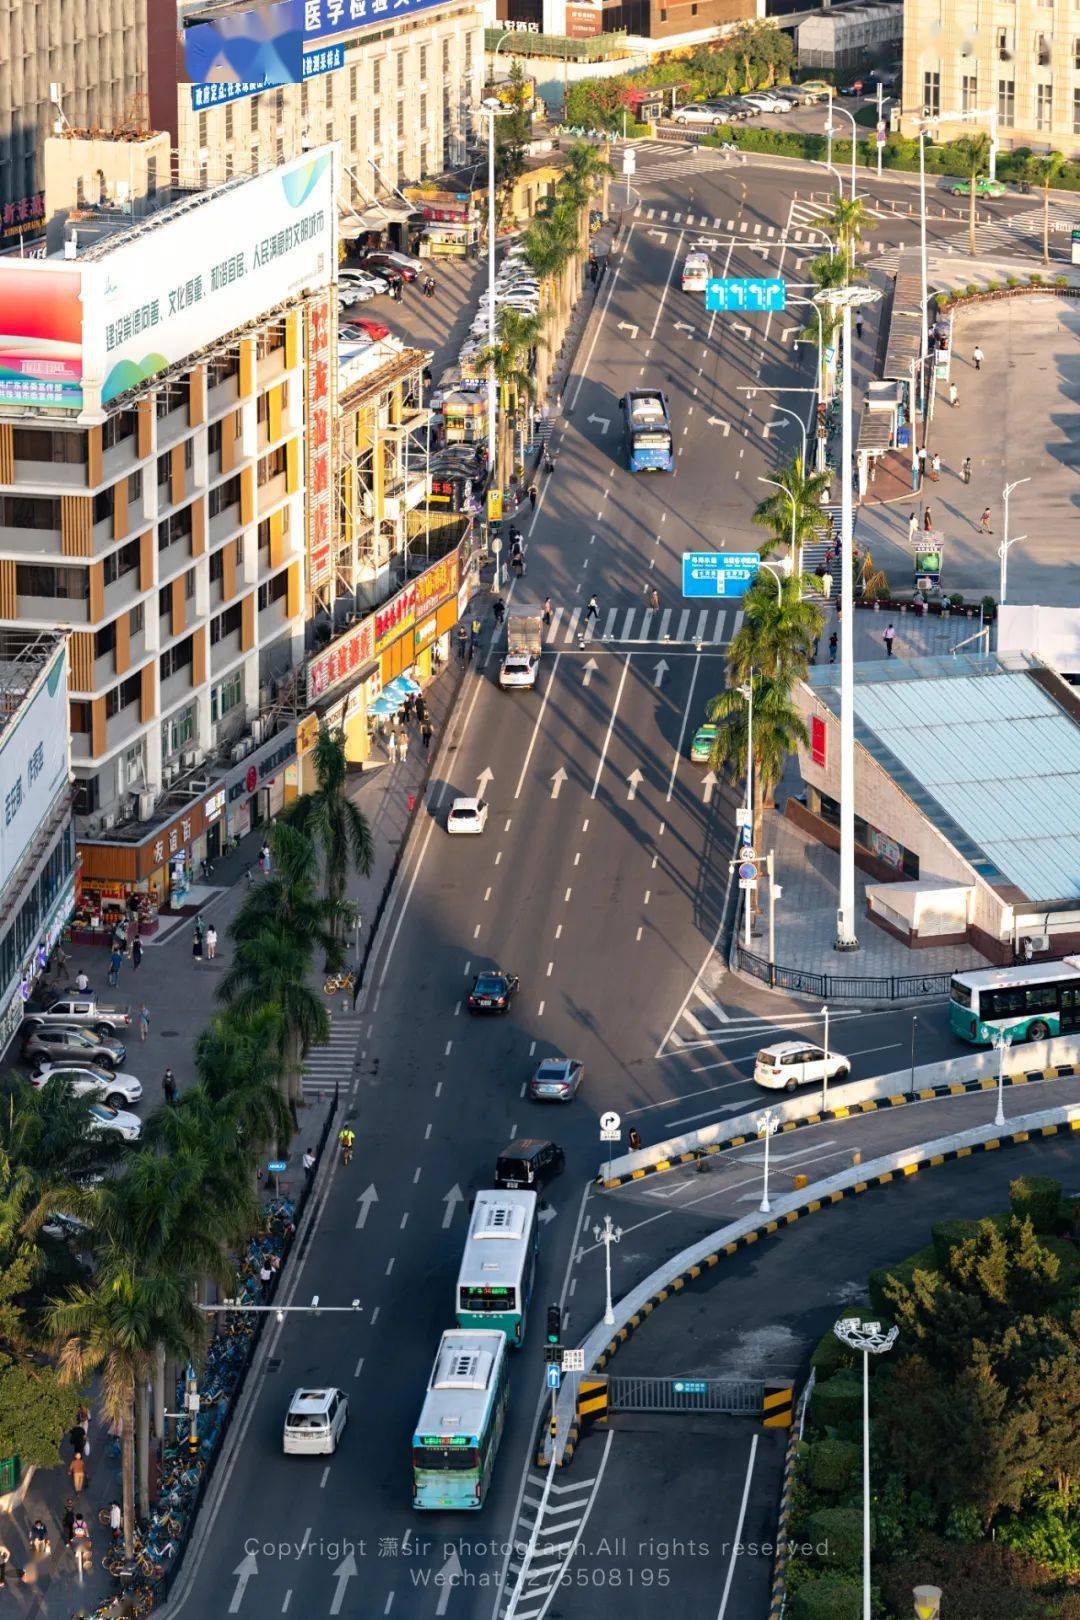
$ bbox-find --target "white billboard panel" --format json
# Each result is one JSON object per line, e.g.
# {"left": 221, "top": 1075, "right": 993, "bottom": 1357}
{"left": 0, "top": 643, "right": 70, "bottom": 893}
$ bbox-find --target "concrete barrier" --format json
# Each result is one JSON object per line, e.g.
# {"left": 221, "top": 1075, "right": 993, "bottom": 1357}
{"left": 600, "top": 1035, "right": 1080, "bottom": 1184}
{"left": 542, "top": 1099, "right": 1080, "bottom": 1464}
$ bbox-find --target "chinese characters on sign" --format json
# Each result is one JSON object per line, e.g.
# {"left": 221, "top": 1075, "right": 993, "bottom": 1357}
{"left": 304, "top": 291, "right": 335, "bottom": 595}
{"left": 307, "top": 615, "right": 375, "bottom": 704}
{"left": 1, "top": 191, "right": 45, "bottom": 240}
{"left": 4, "top": 742, "right": 43, "bottom": 830}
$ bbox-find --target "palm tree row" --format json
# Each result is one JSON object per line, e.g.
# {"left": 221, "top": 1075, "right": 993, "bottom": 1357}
{"left": 36, "top": 728, "right": 373, "bottom": 1555}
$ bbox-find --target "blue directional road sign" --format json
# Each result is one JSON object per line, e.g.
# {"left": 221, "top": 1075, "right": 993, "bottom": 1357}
{"left": 682, "top": 551, "right": 761, "bottom": 599}
{"left": 705, "top": 277, "right": 787, "bottom": 313}
{"left": 547, "top": 1363, "right": 562, "bottom": 1391}
{"left": 673, "top": 1380, "right": 709, "bottom": 1395}
{"left": 267, "top": 1160, "right": 288, "bottom": 1173}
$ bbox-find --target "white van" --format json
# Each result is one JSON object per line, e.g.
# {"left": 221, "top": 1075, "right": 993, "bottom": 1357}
{"left": 681, "top": 251, "right": 711, "bottom": 293}
{"left": 283, "top": 1387, "right": 349, "bottom": 1455}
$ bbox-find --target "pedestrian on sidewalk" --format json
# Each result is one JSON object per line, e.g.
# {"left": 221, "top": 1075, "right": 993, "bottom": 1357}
{"left": 829, "top": 631, "right": 838, "bottom": 663}
{"left": 260, "top": 840, "right": 272, "bottom": 875}
{"left": 206, "top": 925, "right": 217, "bottom": 961}
{"left": 162, "top": 1067, "right": 178, "bottom": 1106}
{"left": 647, "top": 586, "right": 660, "bottom": 612}
{"left": 855, "top": 311, "right": 863, "bottom": 338}
{"left": 456, "top": 624, "right": 468, "bottom": 662}
{"left": 585, "top": 594, "right": 599, "bottom": 626}
{"left": 303, "top": 1147, "right": 316, "bottom": 1180}
{"left": 528, "top": 482, "right": 537, "bottom": 510}
{"left": 979, "top": 506, "right": 993, "bottom": 533}
{"left": 883, "top": 623, "right": 896, "bottom": 657}
{"left": 131, "top": 936, "right": 142, "bottom": 971}
{"left": 961, "top": 455, "right": 972, "bottom": 484}
{"left": 107, "top": 947, "right": 122, "bottom": 988}
{"left": 923, "top": 506, "right": 934, "bottom": 532}
{"left": 470, "top": 616, "right": 481, "bottom": 653}
{"left": 400, "top": 729, "right": 410, "bottom": 764}
{"left": 138, "top": 1003, "right": 150, "bottom": 1042}
{"left": 972, "top": 343, "right": 984, "bottom": 371}
{"left": 628, "top": 1127, "right": 642, "bottom": 1152}
{"left": 916, "top": 445, "right": 927, "bottom": 480}
{"left": 28, "top": 1520, "right": 49, "bottom": 1558}
{"left": 907, "top": 511, "right": 918, "bottom": 544}
{"left": 388, "top": 730, "right": 399, "bottom": 764}
{"left": 68, "top": 1452, "right": 85, "bottom": 1495}
{"left": 948, "top": 381, "right": 959, "bottom": 408}
{"left": 192, "top": 927, "right": 203, "bottom": 967}
{"left": 930, "top": 452, "right": 941, "bottom": 481}
{"left": 62, "top": 1502, "right": 75, "bottom": 1547}
{"left": 75, "top": 968, "right": 89, "bottom": 993}
{"left": 107, "top": 1502, "right": 121, "bottom": 1545}
{"left": 421, "top": 718, "right": 434, "bottom": 751}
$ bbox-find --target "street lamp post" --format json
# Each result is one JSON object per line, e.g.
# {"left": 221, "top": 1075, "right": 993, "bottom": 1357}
{"left": 592, "top": 1215, "right": 623, "bottom": 1327}
{"left": 815, "top": 285, "right": 883, "bottom": 951}
{"left": 1000, "top": 476, "right": 1030, "bottom": 605}
{"left": 834, "top": 1317, "right": 899, "bottom": 1620}
{"left": 757, "top": 476, "right": 797, "bottom": 573}
{"left": 739, "top": 674, "right": 754, "bottom": 948}
{"left": 820, "top": 1003, "right": 830, "bottom": 1111}
{"left": 825, "top": 101, "right": 859, "bottom": 200}
{"left": 481, "top": 97, "right": 510, "bottom": 531}
{"left": 991, "top": 1030, "right": 1010, "bottom": 1128}
{"left": 757, "top": 1108, "right": 779, "bottom": 1212}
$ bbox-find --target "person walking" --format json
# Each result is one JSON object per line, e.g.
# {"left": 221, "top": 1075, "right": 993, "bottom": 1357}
{"left": 647, "top": 586, "right": 660, "bottom": 612}
{"left": 972, "top": 343, "right": 984, "bottom": 371}
{"left": 192, "top": 926, "right": 203, "bottom": 967}
{"left": 907, "top": 511, "right": 918, "bottom": 544}
{"left": 855, "top": 311, "right": 863, "bottom": 339}
{"left": 75, "top": 969, "right": 89, "bottom": 994}
{"left": 421, "top": 718, "right": 433, "bottom": 751}
{"left": 456, "top": 623, "right": 468, "bottom": 663}
{"left": 948, "top": 381, "right": 959, "bottom": 408}
{"left": 388, "top": 730, "right": 398, "bottom": 764}
{"left": 302, "top": 1147, "right": 316, "bottom": 1180}
{"left": 68, "top": 1451, "right": 86, "bottom": 1495}
{"left": 883, "top": 623, "right": 896, "bottom": 657}
{"left": 930, "top": 452, "right": 941, "bottom": 481}
{"left": 107, "top": 1502, "right": 121, "bottom": 1545}
{"left": 107, "top": 947, "right": 122, "bottom": 989}
{"left": 138, "top": 1003, "right": 150, "bottom": 1043}
{"left": 829, "top": 631, "right": 838, "bottom": 663}
{"left": 528, "top": 482, "right": 537, "bottom": 511}
{"left": 916, "top": 445, "right": 927, "bottom": 480}
{"left": 923, "top": 506, "right": 933, "bottom": 532}
{"left": 131, "top": 936, "right": 142, "bottom": 972}
{"left": 584, "top": 594, "right": 599, "bottom": 626}
{"left": 399, "top": 728, "right": 409, "bottom": 765}
{"left": 979, "top": 506, "right": 993, "bottom": 533}
{"left": 62, "top": 1502, "right": 75, "bottom": 1547}
{"left": 542, "top": 596, "right": 553, "bottom": 629}
{"left": 470, "top": 616, "right": 481, "bottom": 653}
{"left": 29, "top": 1519, "right": 50, "bottom": 1558}
{"left": 961, "top": 455, "right": 972, "bottom": 484}
{"left": 162, "top": 1068, "right": 178, "bottom": 1106}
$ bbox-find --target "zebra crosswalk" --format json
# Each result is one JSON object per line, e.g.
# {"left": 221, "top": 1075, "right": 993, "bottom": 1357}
{"left": 300, "top": 1005, "right": 364, "bottom": 1098}
{"left": 543, "top": 604, "right": 742, "bottom": 647}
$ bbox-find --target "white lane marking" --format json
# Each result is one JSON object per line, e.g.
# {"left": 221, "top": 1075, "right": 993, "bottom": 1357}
{"left": 716, "top": 1437, "right": 760, "bottom": 1620}
{"left": 514, "top": 653, "right": 561, "bottom": 800}
{"left": 697, "top": 992, "right": 730, "bottom": 1024}
{"left": 666, "top": 652, "right": 700, "bottom": 803}
{"left": 590, "top": 653, "right": 632, "bottom": 799}
{"left": 354, "top": 1355, "right": 364, "bottom": 1377}
{"left": 320, "top": 1466, "right": 331, "bottom": 1489}
{"left": 649, "top": 229, "right": 685, "bottom": 341}
{"left": 569, "top": 229, "right": 634, "bottom": 411}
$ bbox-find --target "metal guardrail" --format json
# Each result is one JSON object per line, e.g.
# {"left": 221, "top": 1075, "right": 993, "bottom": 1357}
{"left": 606, "top": 1376, "right": 762, "bottom": 1414}
{"left": 733, "top": 941, "right": 953, "bottom": 1002}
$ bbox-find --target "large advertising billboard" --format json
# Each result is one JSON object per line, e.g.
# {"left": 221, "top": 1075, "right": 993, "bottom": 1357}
{"left": 0, "top": 149, "right": 335, "bottom": 414}
{"left": 0, "top": 643, "right": 70, "bottom": 894}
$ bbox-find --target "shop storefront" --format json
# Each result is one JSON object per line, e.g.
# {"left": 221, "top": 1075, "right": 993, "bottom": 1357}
{"left": 76, "top": 794, "right": 211, "bottom": 934}
{"left": 220, "top": 724, "right": 299, "bottom": 843}
{"left": 0, "top": 868, "right": 77, "bottom": 1052}
{"left": 404, "top": 189, "right": 479, "bottom": 258}
{"left": 374, "top": 547, "right": 461, "bottom": 686}
{"left": 307, "top": 616, "right": 377, "bottom": 771}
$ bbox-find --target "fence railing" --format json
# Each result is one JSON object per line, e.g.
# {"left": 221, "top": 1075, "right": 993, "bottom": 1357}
{"left": 734, "top": 942, "right": 953, "bottom": 1002}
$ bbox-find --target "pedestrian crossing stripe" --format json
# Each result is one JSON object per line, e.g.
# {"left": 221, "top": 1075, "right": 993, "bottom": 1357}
{"left": 543, "top": 605, "right": 743, "bottom": 646}
{"left": 301, "top": 1009, "right": 364, "bottom": 1094}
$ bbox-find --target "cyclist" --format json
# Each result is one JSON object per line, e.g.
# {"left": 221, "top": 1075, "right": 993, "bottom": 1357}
{"left": 338, "top": 1126, "right": 356, "bottom": 1166}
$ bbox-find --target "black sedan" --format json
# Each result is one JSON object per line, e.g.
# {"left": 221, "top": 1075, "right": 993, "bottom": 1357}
{"left": 467, "top": 971, "right": 519, "bottom": 1014}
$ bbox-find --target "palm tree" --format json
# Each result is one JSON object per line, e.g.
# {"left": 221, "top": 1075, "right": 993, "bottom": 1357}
{"left": 706, "top": 674, "right": 810, "bottom": 849}
{"left": 218, "top": 930, "right": 330, "bottom": 1115}
{"left": 1027, "top": 150, "right": 1064, "bottom": 264}
{"left": 558, "top": 142, "right": 612, "bottom": 211}
{"left": 472, "top": 304, "right": 546, "bottom": 494}
{"left": 812, "top": 194, "right": 869, "bottom": 268}
{"left": 752, "top": 452, "right": 831, "bottom": 568}
{"left": 526, "top": 204, "right": 581, "bottom": 331}
{"left": 194, "top": 1008, "right": 293, "bottom": 1149}
{"left": 954, "top": 132, "right": 991, "bottom": 255}
{"left": 284, "top": 725, "right": 373, "bottom": 951}
{"left": 230, "top": 821, "right": 345, "bottom": 967}
{"left": 727, "top": 574, "right": 824, "bottom": 687}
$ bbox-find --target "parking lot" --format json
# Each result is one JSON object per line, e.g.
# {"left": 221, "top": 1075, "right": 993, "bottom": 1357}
{"left": 338, "top": 251, "right": 487, "bottom": 383}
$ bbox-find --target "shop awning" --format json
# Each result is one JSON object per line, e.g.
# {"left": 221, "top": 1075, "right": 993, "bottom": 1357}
{"left": 340, "top": 202, "right": 422, "bottom": 236}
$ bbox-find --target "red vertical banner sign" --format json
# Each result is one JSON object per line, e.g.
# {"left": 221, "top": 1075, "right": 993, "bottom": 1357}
{"left": 811, "top": 714, "right": 827, "bottom": 769}
{"left": 305, "top": 290, "right": 335, "bottom": 600}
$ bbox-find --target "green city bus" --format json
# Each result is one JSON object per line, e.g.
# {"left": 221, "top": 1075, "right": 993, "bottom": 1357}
{"left": 412, "top": 1329, "right": 510, "bottom": 1511}
{"left": 949, "top": 958, "right": 1080, "bottom": 1045}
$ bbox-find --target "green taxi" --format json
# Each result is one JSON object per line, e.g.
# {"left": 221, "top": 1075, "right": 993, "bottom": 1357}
{"left": 948, "top": 176, "right": 1007, "bottom": 198}
{"left": 690, "top": 723, "right": 718, "bottom": 765}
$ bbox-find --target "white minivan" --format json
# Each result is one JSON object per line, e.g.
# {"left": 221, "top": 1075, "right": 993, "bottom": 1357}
{"left": 681, "top": 251, "right": 712, "bottom": 293}
{"left": 753, "top": 1040, "right": 851, "bottom": 1093}
{"left": 283, "top": 1387, "right": 349, "bottom": 1455}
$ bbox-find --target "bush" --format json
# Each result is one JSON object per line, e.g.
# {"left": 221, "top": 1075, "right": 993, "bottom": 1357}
{"left": 879, "top": 1534, "right": 1054, "bottom": 1619}
{"left": 806, "top": 1437, "right": 860, "bottom": 1496}
{"left": 809, "top": 1371, "right": 862, "bottom": 1434}
{"left": 1010, "top": 1175, "right": 1064, "bottom": 1233}
{"left": 805, "top": 1506, "right": 865, "bottom": 1570}
{"left": 931, "top": 1217, "right": 986, "bottom": 1265}
{"left": 1006, "top": 275, "right": 1021, "bottom": 288}
{"left": 1039, "top": 1234, "right": 1080, "bottom": 1290}
{"left": 982, "top": 595, "right": 998, "bottom": 619}
{"left": 869, "top": 1244, "right": 937, "bottom": 1317}
{"left": 790, "top": 1573, "right": 862, "bottom": 1620}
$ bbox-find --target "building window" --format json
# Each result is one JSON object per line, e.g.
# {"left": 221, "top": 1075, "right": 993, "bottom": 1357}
{"left": 208, "top": 420, "right": 222, "bottom": 456}
{"left": 258, "top": 445, "right": 287, "bottom": 485}
{"left": 257, "top": 570, "right": 288, "bottom": 611}
{"left": 301, "top": 81, "right": 309, "bottom": 117}
{"left": 326, "top": 75, "right": 334, "bottom": 109}
{"left": 1, "top": 494, "right": 60, "bottom": 530}
{"left": 210, "top": 669, "right": 243, "bottom": 723}
{"left": 104, "top": 672, "right": 141, "bottom": 720}
{"left": 15, "top": 563, "right": 86, "bottom": 600}
{"left": 396, "top": 102, "right": 405, "bottom": 139}
{"left": 92, "top": 486, "right": 115, "bottom": 526}
{"left": 1074, "top": 87, "right": 1080, "bottom": 131}
{"left": 350, "top": 63, "right": 358, "bottom": 101}
{"left": 129, "top": 601, "right": 144, "bottom": 637}
{"left": 160, "top": 635, "right": 193, "bottom": 681}
{"left": 209, "top": 538, "right": 242, "bottom": 586}
{"left": 250, "top": 99, "right": 259, "bottom": 133}
{"left": 442, "top": 38, "right": 450, "bottom": 71}
{"left": 161, "top": 704, "right": 195, "bottom": 760}
{"left": 209, "top": 475, "right": 240, "bottom": 520}
{"left": 225, "top": 105, "right": 234, "bottom": 141}
{"left": 12, "top": 427, "right": 86, "bottom": 464}
{"left": 198, "top": 111, "right": 208, "bottom": 149}
{"left": 157, "top": 451, "right": 172, "bottom": 491}
{"left": 94, "top": 620, "right": 117, "bottom": 659}
{"left": 962, "top": 74, "right": 978, "bottom": 112}
{"left": 420, "top": 95, "right": 428, "bottom": 128}
{"left": 159, "top": 504, "right": 193, "bottom": 552}
{"left": 419, "top": 44, "right": 428, "bottom": 79}
{"left": 101, "top": 411, "right": 136, "bottom": 452}
{"left": 997, "top": 28, "right": 1012, "bottom": 59}
{"left": 1037, "top": 33, "right": 1052, "bottom": 64}
{"left": 128, "top": 468, "right": 143, "bottom": 503}
{"left": 210, "top": 602, "right": 243, "bottom": 643}
{"left": 103, "top": 539, "right": 140, "bottom": 587}
{"left": 1036, "top": 80, "right": 1053, "bottom": 128}
{"left": 374, "top": 59, "right": 382, "bottom": 94}
{"left": 465, "top": 33, "right": 472, "bottom": 68}
{"left": 998, "top": 78, "right": 1016, "bottom": 121}
{"left": 374, "top": 109, "right": 381, "bottom": 146}
{"left": 326, "top": 121, "right": 334, "bottom": 144}
{"left": 922, "top": 70, "right": 941, "bottom": 117}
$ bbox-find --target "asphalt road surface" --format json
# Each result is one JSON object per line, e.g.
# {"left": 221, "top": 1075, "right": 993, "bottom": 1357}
{"left": 160, "top": 154, "right": 1073, "bottom": 1620}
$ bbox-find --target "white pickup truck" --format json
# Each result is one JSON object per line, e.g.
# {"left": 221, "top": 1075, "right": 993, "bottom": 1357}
{"left": 499, "top": 611, "right": 543, "bottom": 690}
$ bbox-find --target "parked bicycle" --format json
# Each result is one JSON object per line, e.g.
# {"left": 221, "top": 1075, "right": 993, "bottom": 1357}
{"left": 323, "top": 967, "right": 356, "bottom": 996}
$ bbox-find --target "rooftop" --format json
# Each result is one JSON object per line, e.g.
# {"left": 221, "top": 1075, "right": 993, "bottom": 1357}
{"left": 807, "top": 652, "right": 1080, "bottom": 903}
{"left": 0, "top": 631, "right": 68, "bottom": 737}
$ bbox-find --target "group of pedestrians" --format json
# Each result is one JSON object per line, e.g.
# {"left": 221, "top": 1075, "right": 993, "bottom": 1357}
{"left": 191, "top": 912, "right": 218, "bottom": 966}
{"left": 106, "top": 915, "right": 144, "bottom": 986}
{"left": 385, "top": 691, "right": 433, "bottom": 759}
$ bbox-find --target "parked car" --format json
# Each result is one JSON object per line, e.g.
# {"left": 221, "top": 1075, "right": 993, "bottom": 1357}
{"left": 347, "top": 316, "right": 390, "bottom": 341}
{"left": 528, "top": 1058, "right": 584, "bottom": 1102}
{"left": 30, "top": 1063, "right": 143, "bottom": 1107}
{"left": 367, "top": 249, "right": 422, "bottom": 277}
{"left": 447, "top": 797, "right": 489, "bottom": 835}
{"left": 360, "top": 253, "right": 415, "bottom": 283}
{"left": 753, "top": 1040, "right": 851, "bottom": 1093}
{"left": 28, "top": 995, "right": 131, "bottom": 1034}
{"left": 21, "top": 1024, "right": 127, "bottom": 1070}
{"left": 798, "top": 80, "right": 833, "bottom": 103}
{"left": 283, "top": 1387, "right": 349, "bottom": 1455}
{"left": 493, "top": 1137, "right": 565, "bottom": 1192}
{"left": 672, "top": 104, "right": 726, "bottom": 127}
{"left": 86, "top": 1101, "right": 142, "bottom": 1141}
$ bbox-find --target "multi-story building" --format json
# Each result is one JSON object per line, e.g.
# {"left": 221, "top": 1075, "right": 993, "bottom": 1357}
{"left": 900, "top": 0, "right": 1080, "bottom": 158}
{"left": 0, "top": 0, "right": 147, "bottom": 242}
{"left": 0, "top": 631, "right": 76, "bottom": 1049}
{"left": 147, "top": 0, "right": 485, "bottom": 224}
{"left": 0, "top": 132, "right": 336, "bottom": 915}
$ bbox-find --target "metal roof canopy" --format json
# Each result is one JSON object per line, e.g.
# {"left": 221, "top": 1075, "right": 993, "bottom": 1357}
{"left": 882, "top": 263, "right": 924, "bottom": 382}
{"left": 807, "top": 653, "right": 1080, "bottom": 903}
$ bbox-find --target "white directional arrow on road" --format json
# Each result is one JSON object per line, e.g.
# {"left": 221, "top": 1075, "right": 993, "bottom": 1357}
{"left": 707, "top": 417, "right": 731, "bottom": 435}
{"left": 627, "top": 769, "right": 644, "bottom": 801}
{"left": 436, "top": 1550, "right": 464, "bottom": 1618}
{"left": 647, "top": 228, "right": 668, "bottom": 241}
{"left": 653, "top": 658, "right": 669, "bottom": 687}
{"left": 587, "top": 414, "right": 610, "bottom": 434}
{"left": 538, "top": 1203, "right": 557, "bottom": 1224}
{"left": 355, "top": 1185, "right": 378, "bottom": 1230}
{"left": 550, "top": 766, "right": 568, "bottom": 800}
{"left": 762, "top": 422, "right": 773, "bottom": 439}
{"left": 229, "top": 1552, "right": 258, "bottom": 1614}
{"left": 702, "top": 770, "right": 719, "bottom": 804}
{"left": 673, "top": 321, "right": 695, "bottom": 334}
{"left": 617, "top": 321, "right": 639, "bottom": 339}
{"left": 476, "top": 766, "right": 494, "bottom": 796}
{"left": 732, "top": 321, "right": 752, "bottom": 340}
{"left": 582, "top": 658, "right": 599, "bottom": 687}
{"left": 330, "top": 1555, "right": 358, "bottom": 1617}
{"left": 442, "top": 1185, "right": 464, "bottom": 1229}
{"left": 782, "top": 325, "right": 801, "bottom": 344}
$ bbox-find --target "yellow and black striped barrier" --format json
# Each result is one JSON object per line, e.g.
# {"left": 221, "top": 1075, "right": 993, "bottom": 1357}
{"left": 576, "top": 1376, "right": 609, "bottom": 1431}
{"left": 762, "top": 1380, "right": 794, "bottom": 1429}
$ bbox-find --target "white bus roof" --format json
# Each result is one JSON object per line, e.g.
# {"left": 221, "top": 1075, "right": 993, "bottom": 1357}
{"left": 684, "top": 250, "right": 710, "bottom": 266}
{"left": 415, "top": 1329, "right": 507, "bottom": 1440}
{"left": 628, "top": 395, "right": 666, "bottom": 424}
{"left": 952, "top": 957, "right": 1080, "bottom": 990}
{"left": 457, "top": 1189, "right": 537, "bottom": 1291}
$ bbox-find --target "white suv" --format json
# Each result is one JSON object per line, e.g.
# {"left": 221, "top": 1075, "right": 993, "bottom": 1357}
{"left": 753, "top": 1040, "right": 851, "bottom": 1092}
{"left": 283, "top": 1388, "right": 349, "bottom": 1455}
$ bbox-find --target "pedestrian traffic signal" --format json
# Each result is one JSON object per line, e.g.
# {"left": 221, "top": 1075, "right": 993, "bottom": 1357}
{"left": 546, "top": 1304, "right": 562, "bottom": 1345}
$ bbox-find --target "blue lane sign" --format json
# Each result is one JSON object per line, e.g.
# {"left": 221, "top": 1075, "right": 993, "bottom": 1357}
{"left": 673, "top": 1380, "right": 709, "bottom": 1395}
{"left": 267, "top": 1160, "right": 288, "bottom": 1174}
{"left": 547, "top": 1363, "right": 562, "bottom": 1391}
{"left": 705, "top": 277, "right": 786, "bottom": 313}
{"left": 682, "top": 551, "right": 761, "bottom": 599}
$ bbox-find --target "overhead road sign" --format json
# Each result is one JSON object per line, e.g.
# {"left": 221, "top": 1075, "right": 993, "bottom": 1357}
{"left": 705, "top": 277, "right": 786, "bottom": 313}
{"left": 682, "top": 552, "right": 761, "bottom": 599}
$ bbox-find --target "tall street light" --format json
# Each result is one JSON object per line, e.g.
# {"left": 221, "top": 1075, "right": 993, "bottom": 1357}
{"left": 757, "top": 1108, "right": 780, "bottom": 1212}
{"left": 814, "top": 283, "right": 883, "bottom": 951}
{"left": 592, "top": 1215, "right": 622, "bottom": 1327}
{"left": 480, "top": 97, "right": 511, "bottom": 506}
{"left": 834, "top": 1317, "right": 899, "bottom": 1620}
{"left": 991, "top": 1029, "right": 1011, "bottom": 1128}
{"left": 739, "top": 674, "right": 754, "bottom": 948}
{"left": 820, "top": 1003, "right": 831, "bottom": 1111}
{"left": 825, "top": 101, "right": 859, "bottom": 200}
{"left": 1000, "top": 476, "right": 1030, "bottom": 605}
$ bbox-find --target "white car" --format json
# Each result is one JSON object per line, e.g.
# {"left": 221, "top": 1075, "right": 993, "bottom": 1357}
{"left": 753, "top": 1040, "right": 851, "bottom": 1093}
{"left": 499, "top": 652, "right": 540, "bottom": 690}
{"left": 447, "top": 797, "right": 490, "bottom": 835}
{"left": 283, "top": 1387, "right": 349, "bottom": 1455}
{"left": 30, "top": 1063, "right": 143, "bottom": 1107}
{"left": 672, "top": 104, "right": 725, "bottom": 126}
{"left": 86, "top": 1101, "right": 142, "bottom": 1141}
{"left": 743, "top": 92, "right": 793, "bottom": 113}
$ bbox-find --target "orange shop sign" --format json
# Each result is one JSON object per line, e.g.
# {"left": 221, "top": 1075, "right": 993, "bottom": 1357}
{"left": 307, "top": 614, "right": 376, "bottom": 704}
{"left": 375, "top": 552, "right": 459, "bottom": 653}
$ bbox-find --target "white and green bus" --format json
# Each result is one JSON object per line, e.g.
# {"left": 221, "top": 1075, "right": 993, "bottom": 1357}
{"left": 456, "top": 1188, "right": 539, "bottom": 1347}
{"left": 949, "top": 958, "right": 1080, "bottom": 1045}
{"left": 412, "top": 1329, "right": 510, "bottom": 1511}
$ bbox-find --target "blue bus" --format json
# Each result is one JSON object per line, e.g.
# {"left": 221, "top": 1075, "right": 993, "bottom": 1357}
{"left": 456, "top": 1189, "right": 538, "bottom": 1346}
{"left": 412, "top": 1330, "right": 510, "bottom": 1510}
{"left": 949, "top": 958, "right": 1080, "bottom": 1044}
{"left": 620, "top": 389, "right": 674, "bottom": 473}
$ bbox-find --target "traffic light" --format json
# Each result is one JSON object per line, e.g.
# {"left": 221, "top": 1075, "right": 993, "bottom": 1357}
{"left": 546, "top": 1303, "right": 562, "bottom": 1346}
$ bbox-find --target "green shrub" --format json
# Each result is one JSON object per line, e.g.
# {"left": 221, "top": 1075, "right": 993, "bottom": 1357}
{"left": 1054, "top": 273, "right": 1069, "bottom": 288}
{"left": 1010, "top": 1174, "right": 1064, "bottom": 1233}
{"left": 809, "top": 1371, "right": 861, "bottom": 1433}
{"left": 998, "top": 1497, "right": 1080, "bottom": 1578}
{"left": 790, "top": 1573, "right": 862, "bottom": 1620}
{"left": 984, "top": 280, "right": 1001, "bottom": 292}
{"left": 931, "top": 1218, "right": 985, "bottom": 1265}
{"left": 869, "top": 1244, "right": 937, "bottom": 1317}
{"left": 981, "top": 595, "right": 998, "bottom": 620}
{"left": 1006, "top": 275, "right": 1021, "bottom": 287}
{"left": 965, "top": 282, "right": 981, "bottom": 296}
{"left": 805, "top": 1506, "right": 865, "bottom": 1570}
{"left": 806, "top": 1437, "right": 860, "bottom": 1496}
{"left": 949, "top": 592, "right": 965, "bottom": 608}
{"left": 1039, "top": 1234, "right": 1080, "bottom": 1290}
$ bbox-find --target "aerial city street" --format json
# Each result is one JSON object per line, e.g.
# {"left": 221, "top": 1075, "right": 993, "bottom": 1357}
{"left": 0, "top": 3, "right": 1079, "bottom": 1619}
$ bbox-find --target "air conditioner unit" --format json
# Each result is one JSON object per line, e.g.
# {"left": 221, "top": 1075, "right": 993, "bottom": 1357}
{"left": 163, "top": 763, "right": 179, "bottom": 786}
{"left": 230, "top": 740, "right": 251, "bottom": 764}
{"left": 99, "top": 810, "right": 116, "bottom": 831}
{"left": 138, "top": 792, "right": 156, "bottom": 822}
{"left": 250, "top": 719, "right": 265, "bottom": 746}
{"left": 181, "top": 748, "right": 202, "bottom": 769}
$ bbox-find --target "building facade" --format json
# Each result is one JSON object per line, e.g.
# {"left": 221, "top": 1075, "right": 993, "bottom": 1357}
{"left": 0, "top": 0, "right": 147, "bottom": 241}
{"left": 900, "top": 0, "right": 1080, "bottom": 158}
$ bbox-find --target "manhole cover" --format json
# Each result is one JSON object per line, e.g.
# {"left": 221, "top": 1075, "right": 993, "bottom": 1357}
{"left": 268, "top": 1358, "right": 282, "bottom": 1373}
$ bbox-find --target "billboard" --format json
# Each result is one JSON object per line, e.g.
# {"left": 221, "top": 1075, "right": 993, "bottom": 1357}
{"left": 0, "top": 643, "right": 70, "bottom": 894}
{"left": 0, "top": 149, "right": 335, "bottom": 414}
{"left": 304, "top": 290, "right": 335, "bottom": 595}
{"left": 183, "top": 0, "right": 455, "bottom": 103}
